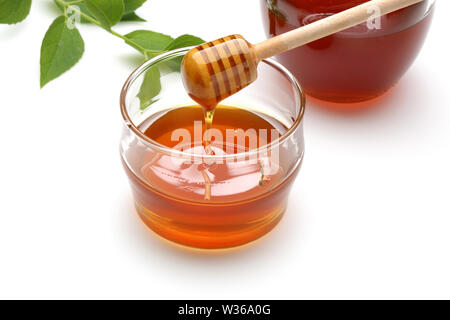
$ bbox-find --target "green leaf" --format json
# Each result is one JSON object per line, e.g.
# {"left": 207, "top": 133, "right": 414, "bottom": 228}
{"left": 40, "top": 16, "right": 85, "bottom": 88}
{"left": 124, "top": 30, "right": 173, "bottom": 55}
{"left": 0, "top": 0, "right": 32, "bottom": 25}
{"left": 164, "top": 34, "right": 205, "bottom": 51}
{"left": 162, "top": 35, "right": 205, "bottom": 71}
{"left": 84, "top": 0, "right": 124, "bottom": 29}
{"left": 121, "top": 12, "right": 146, "bottom": 22}
{"left": 138, "top": 67, "right": 161, "bottom": 110}
{"left": 55, "top": 0, "right": 146, "bottom": 24}
{"left": 123, "top": 0, "right": 146, "bottom": 14}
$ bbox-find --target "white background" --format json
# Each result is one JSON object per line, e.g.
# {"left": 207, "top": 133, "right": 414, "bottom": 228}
{"left": 0, "top": 0, "right": 449, "bottom": 299}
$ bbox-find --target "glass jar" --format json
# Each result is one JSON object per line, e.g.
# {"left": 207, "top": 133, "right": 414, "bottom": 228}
{"left": 260, "top": 0, "right": 435, "bottom": 103}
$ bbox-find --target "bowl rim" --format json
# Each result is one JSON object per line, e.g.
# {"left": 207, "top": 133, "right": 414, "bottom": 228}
{"left": 120, "top": 47, "right": 306, "bottom": 161}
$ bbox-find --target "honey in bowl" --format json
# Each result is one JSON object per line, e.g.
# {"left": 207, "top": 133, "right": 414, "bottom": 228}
{"left": 123, "top": 105, "right": 299, "bottom": 249}
{"left": 261, "top": 0, "right": 434, "bottom": 103}
{"left": 120, "top": 51, "right": 305, "bottom": 250}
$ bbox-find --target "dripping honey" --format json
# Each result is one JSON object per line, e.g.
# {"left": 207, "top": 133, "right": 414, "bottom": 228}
{"left": 123, "top": 105, "right": 299, "bottom": 249}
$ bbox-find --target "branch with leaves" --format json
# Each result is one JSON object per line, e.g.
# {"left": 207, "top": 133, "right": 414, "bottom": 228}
{"left": 0, "top": 0, "right": 204, "bottom": 90}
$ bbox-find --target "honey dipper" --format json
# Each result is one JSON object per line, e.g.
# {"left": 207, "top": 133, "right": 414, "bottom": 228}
{"left": 182, "top": 0, "right": 425, "bottom": 110}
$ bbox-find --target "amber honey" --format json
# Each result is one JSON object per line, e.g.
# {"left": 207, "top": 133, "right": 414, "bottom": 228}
{"left": 261, "top": 0, "right": 434, "bottom": 103}
{"left": 123, "top": 105, "right": 300, "bottom": 249}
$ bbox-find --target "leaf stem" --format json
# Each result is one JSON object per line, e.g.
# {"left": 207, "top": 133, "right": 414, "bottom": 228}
{"left": 65, "top": 0, "right": 84, "bottom": 4}
{"left": 54, "top": 0, "right": 155, "bottom": 57}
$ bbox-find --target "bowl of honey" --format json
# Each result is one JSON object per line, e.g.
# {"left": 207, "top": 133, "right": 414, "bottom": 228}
{"left": 120, "top": 48, "right": 306, "bottom": 249}
{"left": 261, "top": 0, "right": 435, "bottom": 103}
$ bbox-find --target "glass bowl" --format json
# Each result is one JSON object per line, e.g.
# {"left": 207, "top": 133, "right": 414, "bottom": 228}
{"left": 120, "top": 48, "right": 306, "bottom": 249}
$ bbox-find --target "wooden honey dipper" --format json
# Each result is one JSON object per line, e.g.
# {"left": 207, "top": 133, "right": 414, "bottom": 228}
{"left": 181, "top": 0, "right": 425, "bottom": 110}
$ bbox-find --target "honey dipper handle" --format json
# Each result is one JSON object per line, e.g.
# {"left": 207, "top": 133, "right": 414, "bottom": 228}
{"left": 255, "top": 0, "right": 425, "bottom": 60}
